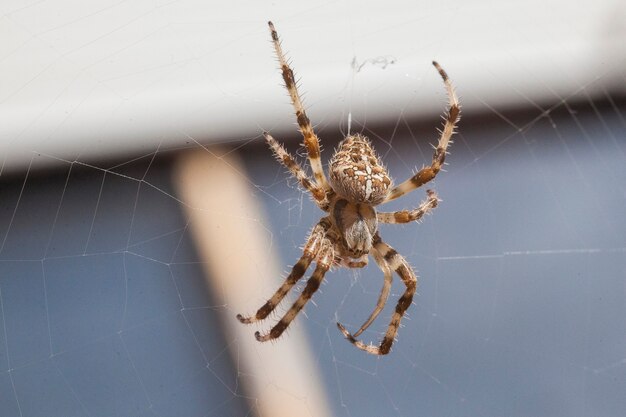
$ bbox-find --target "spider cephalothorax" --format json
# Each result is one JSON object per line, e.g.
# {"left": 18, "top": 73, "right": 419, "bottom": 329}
{"left": 237, "top": 21, "right": 460, "bottom": 355}
{"left": 330, "top": 197, "right": 378, "bottom": 259}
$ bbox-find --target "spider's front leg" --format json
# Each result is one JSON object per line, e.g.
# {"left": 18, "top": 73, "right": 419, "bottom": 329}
{"left": 344, "top": 191, "right": 438, "bottom": 340}
{"left": 346, "top": 247, "right": 393, "bottom": 338}
{"left": 267, "top": 21, "right": 330, "bottom": 190}
{"left": 337, "top": 234, "right": 417, "bottom": 355}
{"left": 384, "top": 62, "right": 460, "bottom": 203}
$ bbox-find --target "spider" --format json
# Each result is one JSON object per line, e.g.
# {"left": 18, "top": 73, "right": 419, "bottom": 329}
{"left": 237, "top": 21, "right": 460, "bottom": 355}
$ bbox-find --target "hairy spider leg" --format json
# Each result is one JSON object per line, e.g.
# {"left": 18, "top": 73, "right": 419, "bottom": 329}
{"left": 350, "top": 246, "right": 393, "bottom": 338}
{"left": 264, "top": 132, "right": 328, "bottom": 209}
{"left": 267, "top": 21, "right": 330, "bottom": 190}
{"left": 237, "top": 220, "right": 329, "bottom": 324}
{"left": 377, "top": 189, "right": 439, "bottom": 223}
{"left": 337, "top": 234, "right": 417, "bottom": 355}
{"left": 384, "top": 62, "right": 460, "bottom": 203}
{"left": 256, "top": 235, "right": 335, "bottom": 342}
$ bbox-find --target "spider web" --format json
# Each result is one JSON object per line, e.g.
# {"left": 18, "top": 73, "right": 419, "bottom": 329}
{"left": 1, "top": 1, "right": 625, "bottom": 417}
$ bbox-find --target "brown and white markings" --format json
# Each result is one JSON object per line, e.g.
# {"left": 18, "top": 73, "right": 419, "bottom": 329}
{"left": 237, "top": 21, "right": 460, "bottom": 355}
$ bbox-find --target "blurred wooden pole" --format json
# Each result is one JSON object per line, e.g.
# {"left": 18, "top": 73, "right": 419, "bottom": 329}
{"left": 173, "top": 148, "right": 332, "bottom": 417}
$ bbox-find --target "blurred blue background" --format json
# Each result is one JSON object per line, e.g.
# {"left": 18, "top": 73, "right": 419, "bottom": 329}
{"left": 1, "top": 1, "right": 625, "bottom": 416}
{"left": 2, "top": 98, "right": 624, "bottom": 416}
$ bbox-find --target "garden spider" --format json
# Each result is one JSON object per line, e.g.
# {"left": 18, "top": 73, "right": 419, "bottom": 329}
{"left": 237, "top": 21, "right": 460, "bottom": 355}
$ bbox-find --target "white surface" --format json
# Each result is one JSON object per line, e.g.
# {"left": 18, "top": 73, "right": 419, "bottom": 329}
{"left": 1, "top": 0, "right": 624, "bottom": 172}
{"left": 174, "top": 149, "right": 333, "bottom": 417}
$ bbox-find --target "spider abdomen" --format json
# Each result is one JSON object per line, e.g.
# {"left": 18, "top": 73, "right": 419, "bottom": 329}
{"left": 329, "top": 134, "right": 392, "bottom": 205}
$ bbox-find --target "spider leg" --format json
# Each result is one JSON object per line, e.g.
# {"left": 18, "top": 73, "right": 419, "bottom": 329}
{"left": 384, "top": 62, "right": 460, "bottom": 203}
{"left": 255, "top": 237, "right": 335, "bottom": 342}
{"left": 337, "top": 234, "right": 417, "bottom": 355}
{"left": 264, "top": 132, "right": 328, "bottom": 210}
{"left": 349, "top": 246, "right": 393, "bottom": 338}
{"left": 377, "top": 189, "right": 439, "bottom": 224}
{"left": 267, "top": 21, "right": 330, "bottom": 190}
{"left": 236, "top": 220, "right": 328, "bottom": 324}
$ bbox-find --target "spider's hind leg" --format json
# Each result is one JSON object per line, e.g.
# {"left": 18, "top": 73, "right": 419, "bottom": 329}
{"left": 236, "top": 220, "right": 327, "bottom": 324}
{"left": 255, "top": 236, "right": 335, "bottom": 342}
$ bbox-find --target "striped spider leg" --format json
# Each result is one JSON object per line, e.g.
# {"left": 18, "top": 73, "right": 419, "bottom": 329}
{"left": 384, "top": 61, "right": 461, "bottom": 203}
{"left": 337, "top": 234, "right": 417, "bottom": 355}
{"left": 238, "top": 20, "right": 461, "bottom": 355}
{"left": 264, "top": 132, "right": 328, "bottom": 210}
{"left": 346, "top": 190, "right": 440, "bottom": 340}
{"left": 267, "top": 21, "right": 330, "bottom": 192}
{"left": 237, "top": 218, "right": 336, "bottom": 341}
{"left": 377, "top": 189, "right": 440, "bottom": 224}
